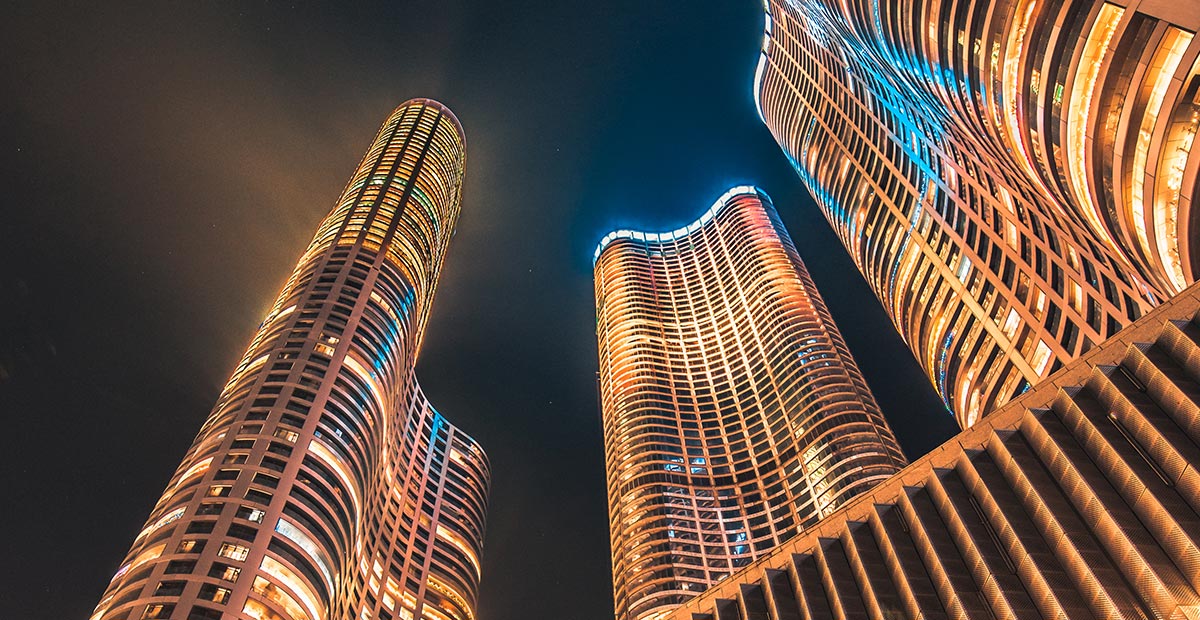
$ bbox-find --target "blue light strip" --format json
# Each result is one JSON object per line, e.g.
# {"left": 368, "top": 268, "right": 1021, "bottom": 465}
{"left": 937, "top": 330, "right": 955, "bottom": 412}
{"left": 753, "top": 52, "right": 770, "bottom": 125}
{"left": 753, "top": 6, "right": 773, "bottom": 124}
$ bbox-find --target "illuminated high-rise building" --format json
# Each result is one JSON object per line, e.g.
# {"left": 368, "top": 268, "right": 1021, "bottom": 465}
{"left": 754, "top": 0, "right": 1200, "bottom": 427}
{"left": 667, "top": 281, "right": 1200, "bottom": 620}
{"left": 90, "top": 99, "right": 490, "bottom": 620}
{"left": 594, "top": 187, "right": 907, "bottom": 620}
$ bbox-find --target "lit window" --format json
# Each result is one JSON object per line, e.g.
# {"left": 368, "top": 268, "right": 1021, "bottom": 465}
{"left": 209, "top": 563, "right": 241, "bottom": 583}
{"left": 275, "top": 517, "right": 333, "bottom": 589}
{"left": 237, "top": 505, "right": 266, "bottom": 523}
{"left": 218, "top": 543, "right": 250, "bottom": 562}
{"left": 177, "top": 540, "right": 205, "bottom": 554}
{"left": 1031, "top": 340, "right": 1053, "bottom": 376}
{"left": 138, "top": 507, "right": 186, "bottom": 540}
{"left": 141, "top": 604, "right": 174, "bottom": 620}
{"left": 260, "top": 555, "right": 323, "bottom": 620}
{"left": 251, "top": 576, "right": 311, "bottom": 620}
{"left": 198, "top": 584, "right": 232, "bottom": 604}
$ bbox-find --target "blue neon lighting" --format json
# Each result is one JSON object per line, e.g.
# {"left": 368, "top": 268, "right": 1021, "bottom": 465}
{"left": 937, "top": 330, "right": 955, "bottom": 412}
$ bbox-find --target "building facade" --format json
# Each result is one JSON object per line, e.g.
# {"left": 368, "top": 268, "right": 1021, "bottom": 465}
{"left": 595, "top": 187, "right": 908, "bottom": 620}
{"left": 668, "top": 279, "right": 1200, "bottom": 620}
{"left": 755, "top": 0, "right": 1200, "bottom": 427}
{"left": 90, "top": 99, "right": 490, "bottom": 620}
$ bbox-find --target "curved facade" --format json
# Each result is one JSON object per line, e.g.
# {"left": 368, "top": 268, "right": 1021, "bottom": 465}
{"left": 667, "top": 280, "right": 1200, "bottom": 620}
{"left": 90, "top": 99, "right": 490, "bottom": 620}
{"left": 755, "top": 0, "right": 1200, "bottom": 427}
{"left": 594, "top": 187, "right": 907, "bottom": 620}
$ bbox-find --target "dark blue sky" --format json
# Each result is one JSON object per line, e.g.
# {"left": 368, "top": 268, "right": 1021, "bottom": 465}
{"left": 0, "top": 2, "right": 956, "bottom": 618}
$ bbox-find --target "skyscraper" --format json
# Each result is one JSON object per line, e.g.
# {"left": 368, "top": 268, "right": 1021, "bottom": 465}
{"left": 755, "top": 0, "right": 1200, "bottom": 427}
{"left": 90, "top": 99, "right": 490, "bottom": 620}
{"left": 666, "top": 279, "right": 1200, "bottom": 620}
{"left": 594, "top": 187, "right": 907, "bottom": 620}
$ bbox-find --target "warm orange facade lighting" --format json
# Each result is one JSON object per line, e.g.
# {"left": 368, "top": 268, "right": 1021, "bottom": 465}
{"left": 755, "top": 0, "right": 1200, "bottom": 428}
{"left": 90, "top": 99, "right": 489, "bottom": 620}
{"left": 667, "top": 280, "right": 1200, "bottom": 620}
{"left": 595, "top": 187, "right": 907, "bottom": 620}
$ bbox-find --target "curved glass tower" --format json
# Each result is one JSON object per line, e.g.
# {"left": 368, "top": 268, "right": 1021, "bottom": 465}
{"left": 90, "top": 99, "right": 490, "bottom": 620}
{"left": 755, "top": 0, "right": 1200, "bottom": 427}
{"left": 594, "top": 187, "right": 907, "bottom": 620}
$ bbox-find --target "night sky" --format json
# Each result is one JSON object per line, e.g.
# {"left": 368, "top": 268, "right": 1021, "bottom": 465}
{"left": 0, "top": 2, "right": 959, "bottom": 618}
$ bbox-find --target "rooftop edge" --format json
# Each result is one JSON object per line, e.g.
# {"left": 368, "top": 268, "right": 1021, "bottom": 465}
{"left": 592, "top": 185, "right": 770, "bottom": 263}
